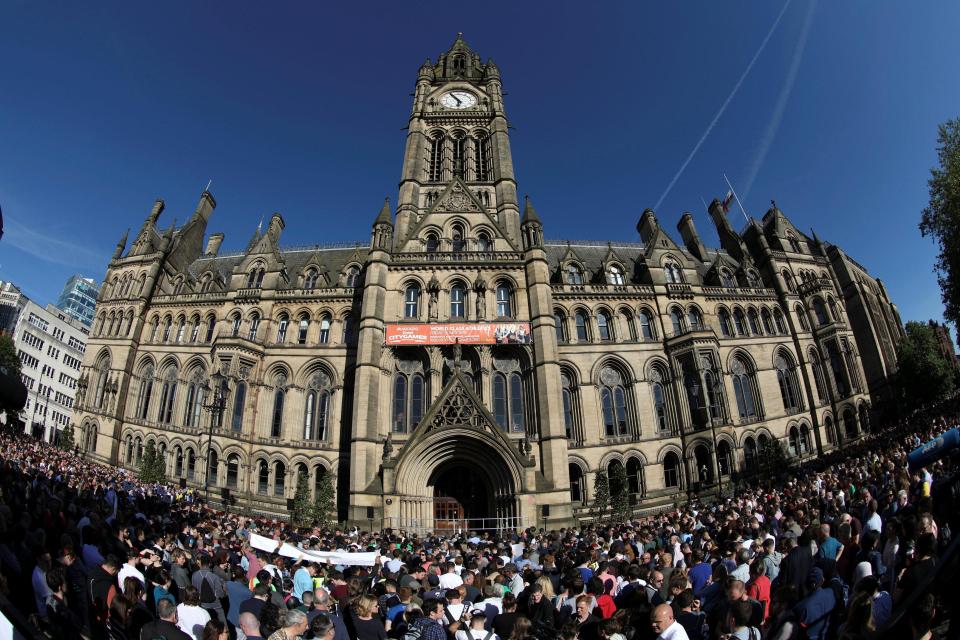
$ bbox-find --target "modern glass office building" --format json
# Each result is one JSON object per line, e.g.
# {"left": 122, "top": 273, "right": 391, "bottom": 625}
{"left": 56, "top": 275, "right": 98, "bottom": 327}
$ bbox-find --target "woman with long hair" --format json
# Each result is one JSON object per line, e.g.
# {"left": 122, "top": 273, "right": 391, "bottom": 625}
{"left": 508, "top": 616, "right": 533, "bottom": 640}
{"left": 201, "top": 618, "right": 228, "bottom": 640}
{"left": 123, "top": 576, "right": 153, "bottom": 639}
{"left": 106, "top": 594, "right": 133, "bottom": 640}
{"left": 353, "top": 594, "right": 387, "bottom": 640}
{"left": 838, "top": 591, "right": 876, "bottom": 640}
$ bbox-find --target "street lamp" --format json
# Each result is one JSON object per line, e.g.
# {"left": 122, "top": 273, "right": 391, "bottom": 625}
{"left": 201, "top": 370, "right": 227, "bottom": 503}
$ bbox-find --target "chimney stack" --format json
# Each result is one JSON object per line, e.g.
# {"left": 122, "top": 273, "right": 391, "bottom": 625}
{"left": 194, "top": 191, "right": 216, "bottom": 221}
{"left": 266, "top": 213, "right": 285, "bottom": 240}
{"left": 636, "top": 209, "right": 660, "bottom": 244}
{"left": 677, "top": 213, "right": 707, "bottom": 262}
{"left": 205, "top": 233, "right": 224, "bottom": 256}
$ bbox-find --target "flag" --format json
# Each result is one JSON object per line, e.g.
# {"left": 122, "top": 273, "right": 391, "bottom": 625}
{"left": 721, "top": 190, "right": 734, "bottom": 213}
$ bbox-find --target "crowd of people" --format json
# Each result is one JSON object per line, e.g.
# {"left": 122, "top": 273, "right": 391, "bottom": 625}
{"left": 0, "top": 403, "right": 957, "bottom": 640}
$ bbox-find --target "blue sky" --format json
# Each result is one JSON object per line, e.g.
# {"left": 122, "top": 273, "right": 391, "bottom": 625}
{"left": 1, "top": 1, "right": 958, "bottom": 335}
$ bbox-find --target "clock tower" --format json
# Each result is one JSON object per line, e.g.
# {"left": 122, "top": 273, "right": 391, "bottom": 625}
{"left": 394, "top": 33, "right": 521, "bottom": 250}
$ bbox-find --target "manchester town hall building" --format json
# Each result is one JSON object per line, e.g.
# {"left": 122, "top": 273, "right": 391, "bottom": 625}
{"left": 72, "top": 36, "right": 904, "bottom": 530}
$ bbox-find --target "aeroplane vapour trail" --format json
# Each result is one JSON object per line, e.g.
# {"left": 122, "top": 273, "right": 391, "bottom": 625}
{"left": 654, "top": 0, "right": 793, "bottom": 211}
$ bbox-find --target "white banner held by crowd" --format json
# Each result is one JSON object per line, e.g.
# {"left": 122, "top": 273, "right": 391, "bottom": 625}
{"left": 248, "top": 532, "right": 379, "bottom": 567}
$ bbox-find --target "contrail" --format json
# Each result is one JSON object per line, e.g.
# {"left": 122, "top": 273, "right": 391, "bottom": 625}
{"left": 654, "top": 0, "right": 793, "bottom": 211}
{"left": 742, "top": 0, "right": 817, "bottom": 200}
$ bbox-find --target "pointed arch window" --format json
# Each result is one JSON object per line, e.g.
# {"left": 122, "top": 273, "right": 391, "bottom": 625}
{"left": 717, "top": 441, "right": 732, "bottom": 476}
{"left": 566, "top": 264, "right": 583, "bottom": 285}
{"left": 776, "top": 354, "right": 802, "bottom": 412}
{"left": 425, "top": 233, "right": 439, "bottom": 253}
{"left": 669, "top": 308, "right": 684, "bottom": 335}
{"left": 231, "top": 314, "right": 241, "bottom": 337}
{"left": 719, "top": 309, "right": 733, "bottom": 337}
{"left": 451, "top": 225, "right": 466, "bottom": 252}
{"left": 626, "top": 457, "right": 644, "bottom": 503}
{"left": 665, "top": 262, "right": 683, "bottom": 284}
{"left": 599, "top": 366, "right": 629, "bottom": 437}
{"left": 190, "top": 317, "right": 201, "bottom": 343}
{"left": 554, "top": 312, "right": 567, "bottom": 343}
{"left": 639, "top": 310, "right": 655, "bottom": 340}
{"left": 747, "top": 271, "right": 762, "bottom": 287}
{"left": 575, "top": 311, "right": 589, "bottom": 341}
{"left": 733, "top": 309, "right": 747, "bottom": 335}
{"left": 157, "top": 368, "right": 177, "bottom": 424}
{"left": 495, "top": 283, "right": 512, "bottom": 318}
{"left": 404, "top": 284, "right": 421, "bottom": 318}
{"left": 162, "top": 317, "right": 172, "bottom": 342}
{"left": 428, "top": 133, "right": 444, "bottom": 182}
{"left": 274, "top": 461, "right": 285, "bottom": 497}
{"left": 452, "top": 134, "right": 466, "bottom": 179}
{"left": 319, "top": 315, "right": 331, "bottom": 344}
{"left": 810, "top": 350, "right": 829, "bottom": 403}
{"left": 608, "top": 265, "right": 625, "bottom": 285}
{"left": 174, "top": 446, "right": 184, "bottom": 477}
{"left": 663, "top": 452, "right": 681, "bottom": 489}
{"left": 477, "top": 233, "right": 492, "bottom": 251}
{"left": 597, "top": 311, "right": 612, "bottom": 341}
{"left": 774, "top": 308, "right": 788, "bottom": 334}
{"left": 782, "top": 270, "right": 796, "bottom": 293}
{"left": 493, "top": 371, "right": 525, "bottom": 432}
{"left": 569, "top": 463, "right": 585, "bottom": 504}
{"left": 231, "top": 381, "right": 246, "bottom": 432}
{"left": 248, "top": 313, "right": 260, "bottom": 341}
{"left": 226, "top": 455, "right": 239, "bottom": 489}
{"left": 271, "top": 376, "right": 286, "bottom": 438}
{"left": 827, "top": 341, "right": 849, "bottom": 396}
{"left": 297, "top": 314, "right": 310, "bottom": 344}
{"left": 136, "top": 367, "right": 154, "bottom": 420}
{"left": 561, "top": 372, "right": 578, "bottom": 440}
{"left": 205, "top": 316, "right": 216, "bottom": 342}
{"left": 345, "top": 265, "right": 361, "bottom": 288}
{"left": 207, "top": 450, "right": 218, "bottom": 486}
{"left": 720, "top": 269, "right": 736, "bottom": 288}
{"left": 392, "top": 365, "right": 425, "bottom": 434}
{"left": 304, "top": 268, "right": 319, "bottom": 290}
{"left": 186, "top": 448, "right": 196, "bottom": 480}
{"left": 651, "top": 370, "right": 669, "bottom": 432}
{"left": 303, "top": 372, "right": 332, "bottom": 441}
{"left": 703, "top": 370, "right": 723, "bottom": 420}
{"left": 176, "top": 318, "right": 186, "bottom": 343}
{"left": 687, "top": 307, "right": 703, "bottom": 331}
{"left": 474, "top": 134, "right": 491, "bottom": 181}
{"left": 620, "top": 310, "right": 637, "bottom": 341}
{"left": 813, "top": 298, "right": 829, "bottom": 326}
{"left": 731, "top": 357, "right": 758, "bottom": 420}
{"left": 795, "top": 304, "right": 809, "bottom": 331}
{"left": 257, "top": 460, "right": 269, "bottom": 494}
{"left": 276, "top": 314, "right": 289, "bottom": 343}
{"left": 450, "top": 284, "right": 466, "bottom": 318}
{"left": 761, "top": 308, "right": 774, "bottom": 334}
{"left": 748, "top": 309, "right": 762, "bottom": 335}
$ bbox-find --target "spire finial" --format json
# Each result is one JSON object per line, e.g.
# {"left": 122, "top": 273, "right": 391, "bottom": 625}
{"left": 771, "top": 199, "right": 777, "bottom": 209}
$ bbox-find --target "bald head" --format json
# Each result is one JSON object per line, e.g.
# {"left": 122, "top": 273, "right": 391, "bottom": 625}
{"left": 239, "top": 612, "right": 260, "bottom": 635}
{"left": 651, "top": 604, "right": 674, "bottom": 634}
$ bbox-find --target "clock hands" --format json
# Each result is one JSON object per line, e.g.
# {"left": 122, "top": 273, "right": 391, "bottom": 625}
{"left": 452, "top": 94, "right": 462, "bottom": 106}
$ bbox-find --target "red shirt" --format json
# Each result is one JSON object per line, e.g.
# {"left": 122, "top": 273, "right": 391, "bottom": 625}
{"left": 746, "top": 575, "right": 771, "bottom": 620}
{"left": 595, "top": 594, "right": 617, "bottom": 619}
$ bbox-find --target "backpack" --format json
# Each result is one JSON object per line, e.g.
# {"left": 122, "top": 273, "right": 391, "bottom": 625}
{"left": 402, "top": 626, "right": 423, "bottom": 640}
{"left": 198, "top": 571, "right": 217, "bottom": 604}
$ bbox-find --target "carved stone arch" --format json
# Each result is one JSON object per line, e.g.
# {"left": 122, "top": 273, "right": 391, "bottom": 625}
{"left": 591, "top": 354, "right": 637, "bottom": 386}
{"left": 754, "top": 426, "right": 775, "bottom": 442}
{"left": 599, "top": 450, "right": 627, "bottom": 469}
{"left": 313, "top": 306, "right": 336, "bottom": 322}
{"left": 400, "top": 275, "right": 428, "bottom": 291}
{"left": 265, "top": 362, "right": 292, "bottom": 384}
{"left": 157, "top": 354, "right": 181, "bottom": 374}
{"left": 134, "top": 354, "right": 157, "bottom": 375}
{"left": 684, "top": 437, "right": 714, "bottom": 461}
{"left": 245, "top": 307, "right": 264, "bottom": 322}
{"left": 644, "top": 357, "right": 671, "bottom": 382}
{"left": 444, "top": 215, "right": 470, "bottom": 235}
{"left": 592, "top": 302, "right": 615, "bottom": 316}
{"left": 295, "top": 358, "right": 340, "bottom": 390}
{"left": 559, "top": 361, "right": 583, "bottom": 385}
{"left": 773, "top": 346, "right": 798, "bottom": 369}
{"left": 715, "top": 432, "right": 737, "bottom": 449}
{"left": 726, "top": 349, "right": 758, "bottom": 373}
{"left": 491, "top": 272, "right": 520, "bottom": 291}
{"left": 656, "top": 443, "right": 684, "bottom": 464}
{"left": 738, "top": 429, "right": 758, "bottom": 447}
{"left": 94, "top": 347, "right": 112, "bottom": 368}
{"left": 625, "top": 450, "right": 649, "bottom": 466}
{"left": 221, "top": 446, "right": 247, "bottom": 466}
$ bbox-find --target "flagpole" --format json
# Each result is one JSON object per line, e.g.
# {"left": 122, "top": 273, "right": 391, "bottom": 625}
{"left": 723, "top": 174, "right": 751, "bottom": 224}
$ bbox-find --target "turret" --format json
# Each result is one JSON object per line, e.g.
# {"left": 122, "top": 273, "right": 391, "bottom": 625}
{"left": 371, "top": 198, "right": 394, "bottom": 251}
{"left": 521, "top": 195, "right": 543, "bottom": 250}
{"left": 265, "top": 213, "right": 285, "bottom": 241}
{"left": 637, "top": 209, "right": 659, "bottom": 244}
{"left": 708, "top": 198, "right": 745, "bottom": 261}
{"left": 205, "top": 233, "right": 224, "bottom": 256}
{"left": 677, "top": 213, "right": 707, "bottom": 262}
{"left": 147, "top": 198, "right": 165, "bottom": 225}
{"left": 112, "top": 228, "right": 129, "bottom": 261}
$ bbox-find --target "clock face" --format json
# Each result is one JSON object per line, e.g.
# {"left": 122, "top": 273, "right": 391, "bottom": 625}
{"left": 440, "top": 91, "right": 477, "bottom": 110}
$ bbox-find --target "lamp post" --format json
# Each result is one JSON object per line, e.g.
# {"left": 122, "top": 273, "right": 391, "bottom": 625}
{"left": 201, "top": 370, "right": 227, "bottom": 503}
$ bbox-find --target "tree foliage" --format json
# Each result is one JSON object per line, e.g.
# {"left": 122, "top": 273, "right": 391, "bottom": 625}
{"left": 312, "top": 471, "right": 336, "bottom": 528}
{"left": 609, "top": 463, "right": 631, "bottom": 523}
{"left": 920, "top": 118, "right": 960, "bottom": 325}
{"left": 757, "top": 438, "right": 790, "bottom": 483}
{"left": 897, "top": 320, "right": 956, "bottom": 407}
{"left": 0, "top": 335, "right": 23, "bottom": 419}
{"left": 139, "top": 440, "right": 166, "bottom": 484}
{"left": 592, "top": 469, "right": 610, "bottom": 522}
{"left": 291, "top": 472, "right": 314, "bottom": 528}
{"left": 58, "top": 423, "right": 75, "bottom": 451}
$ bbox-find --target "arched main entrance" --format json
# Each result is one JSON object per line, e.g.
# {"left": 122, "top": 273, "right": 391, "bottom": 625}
{"left": 431, "top": 461, "right": 494, "bottom": 530}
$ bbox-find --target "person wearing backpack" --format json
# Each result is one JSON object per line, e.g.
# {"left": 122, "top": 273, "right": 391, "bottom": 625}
{"left": 190, "top": 555, "right": 225, "bottom": 623}
{"left": 455, "top": 612, "right": 499, "bottom": 640}
{"left": 139, "top": 598, "right": 192, "bottom": 640}
{"left": 723, "top": 600, "right": 761, "bottom": 640}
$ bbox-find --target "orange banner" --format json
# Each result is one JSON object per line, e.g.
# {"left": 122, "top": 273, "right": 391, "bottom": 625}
{"left": 385, "top": 323, "right": 532, "bottom": 345}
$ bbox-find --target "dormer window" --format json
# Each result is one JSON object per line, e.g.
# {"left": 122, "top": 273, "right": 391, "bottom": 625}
{"left": 566, "top": 264, "right": 583, "bottom": 285}
{"left": 345, "top": 266, "right": 361, "bottom": 288}
{"left": 787, "top": 233, "right": 803, "bottom": 254}
{"left": 304, "top": 268, "right": 319, "bottom": 290}
{"left": 453, "top": 55, "right": 465, "bottom": 74}
{"left": 608, "top": 265, "right": 625, "bottom": 286}
{"left": 720, "top": 269, "right": 736, "bottom": 288}
{"left": 664, "top": 262, "right": 683, "bottom": 284}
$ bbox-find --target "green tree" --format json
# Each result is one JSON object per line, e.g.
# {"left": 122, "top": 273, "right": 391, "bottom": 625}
{"left": 312, "top": 471, "right": 336, "bottom": 528}
{"left": 58, "top": 423, "right": 76, "bottom": 451}
{"left": 592, "top": 469, "right": 610, "bottom": 522}
{"left": 139, "top": 440, "right": 166, "bottom": 484}
{"left": 757, "top": 438, "right": 790, "bottom": 483}
{"left": 897, "top": 320, "right": 956, "bottom": 407}
{"left": 291, "top": 472, "right": 314, "bottom": 528}
{"left": 609, "top": 463, "right": 631, "bottom": 523}
{"left": 0, "top": 334, "right": 23, "bottom": 422}
{"left": 920, "top": 118, "right": 960, "bottom": 325}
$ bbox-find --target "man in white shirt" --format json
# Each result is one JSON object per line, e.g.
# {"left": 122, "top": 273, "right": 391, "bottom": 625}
{"left": 502, "top": 563, "right": 524, "bottom": 596}
{"left": 456, "top": 612, "right": 499, "bottom": 640}
{"left": 118, "top": 550, "right": 146, "bottom": 588}
{"left": 439, "top": 562, "right": 464, "bottom": 590}
{"left": 651, "top": 603, "right": 690, "bottom": 640}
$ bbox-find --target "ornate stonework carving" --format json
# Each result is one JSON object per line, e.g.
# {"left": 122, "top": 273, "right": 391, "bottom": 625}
{"left": 435, "top": 183, "right": 479, "bottom": 212}
{"left": 600, "top": 366, "right": 621, "bottom": 386}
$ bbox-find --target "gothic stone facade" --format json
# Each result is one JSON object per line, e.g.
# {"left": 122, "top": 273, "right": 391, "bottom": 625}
{"left": 72, "top": 36, "right": 904, "bottom": 529}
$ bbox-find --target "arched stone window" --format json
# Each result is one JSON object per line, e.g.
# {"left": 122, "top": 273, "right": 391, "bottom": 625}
{"left": 451, "top": 224, "right": 466, "bottom": 252}
{"left": 748, "top": 309, "right": 762, "bottom": 335}
{"left": 789, "top": 426, "right": 801, "bottom": 457}
{"left": 733, "top": 309, "right": 747, "bottom": 335}
{"left": 596, "top": 310, "right": 612, "bottom": 341}
{"left": 226, "top": 454, "right": 240, "bottom": 489}
{"left": 843, "top": 407, "right": 858, "bottom": 439}
{"left": 185, "top": 448, "right": 196, "bottom": 480}
{"left": 561, "top": 370, "right": 580, "bottom": 442}
{"left": 717, "top": 440, "right": 732, "bottom": 476}
{"left": 827, "top": 341, "right": 849, "bottom": 396}
{"left": 825, "top": 416, "right": 836, "bottom": 444}
{"left": 271, "top": 375, "right": 286, "bottom": 438}
{"left": 248, "top": 313, "right": 260, "bottom": 341}
{"left": 257, "top": 460, "right": 269, "bottom": 494}
{"left": 231, "top": 381, "right": 246, "bottom": 432}
{"left": 274, "top": 461, "right": 286, "bottom": 497}
{"left": 663, "top": 452, "right": 681, "bottom": 489}
{"left": 428, "top": 132, "right": 444, "bottom": 182}
{"left": 639, "top": 309, "right": 655, "bottom": 340}
{"left": 575, "top": 311, "right": 589, "bottom": 341}
{"left": 304, "top": 268, "right": 319, "bottom": 290}
{"left": 720, "top": 269, "right": 736, "bottom": 288}
{"left": 183, "top": 370, "right": 205, "bottom": 428}
{"left": 664, "top": 262, "right": 683, "bottom": 284}
{"left": 619, "top": 309, "right": 636, "bottom": 341}
{"left": 787, "top": 233, "right": 803, "bottom": 253}
{"left": 174, "top": 446, "right": 184, "bottom": 477}
{"left": 828, "top": 297, "right": 840, "bottom": 322}
{"left": 477, "top": 232, "right": 492, "bottom": 251}
{"left": 125, "top": 434, "right": 134, "bottom": 464}
{"left": 761, "top": 308, "right": 774, "bottom": 335}
{"left": 452, "top": 132, "right": 466, "bottom": 179}
{"left": 799, "top": 424, "right": 811, "bottom": 455}
{"left": 136, "top": 365, "right": 155, "bottom": 420}
{"left": 393, "top": 357, "right": 425, "bottom": 433}
{"left": 176, "top": 317, "right": 186, "bottom": 343}
{"left": 743, "top": 437, "right": 757, "bottom": 471}
{"left": 554, "top": 311, "right": 567, "bottom": 343}
{"left": 493, "top": 371, "right": 525, "bottom": 432}
{"left": 569, "top": 463, "right": 585, "bottom": 505}
{"left": 687, "top": 307, "right": 703, "bottom": 331}
{"left": 566, "top": 264, "right": 584, "bottom": 285}
{"left": 319, "top": 314, "right": 332, "bottom": 344}
{"left": 718, "top": 309, "right": 733, "bottom": 337}
{"left": 782, "top": 270, "right": 795, "bottom": 293}
{"left": 774, "top": 308, "right": 788, "bottom": 334}
{"left": 276, "top": 313, "right": 289, "bottom": 343}
{"left": 650, "top": 365, "right": 670, "bottom": 433}
{"left": 626, "top": 458, "right": 644, "bottom": 503}
{"left": 495, "top": 282, "right": 513, "bottom": 318}
{"left": 205, "top": 316, "right": 216, "bottom": 342}
{"left": 608, "top": 264, "right": 625, "bottom": 285}
{"left": 345, "top": 265, "right": 361, "bottom": 288}
{"left": 669, "top": 307, "right": 684, "bottom": 335}
{"left": 813, "top": 298, "right": 829, "bottom": 326}
{"left": 303, "top": 372, "right": 333, "bottom": 441}
{"left": 450, "top": 283, "right": 466, "bottom": 318}
{"left": 747, "top": 271, "right": 762, "bottom": 287}
{"left": 809, "top": 349, "right": 829, "bottom": 404}
{"left": 776, "top": 354, "right": 802, "bottom": 413}
{"left": 474, "top": 134, "right": 491, "bottom": 181}
{"left": 231, "top": 313, "right": 242, "bottom": 337}
{"left": 190, "top": 315, "right": 201, "bottom": 343}
{"left": 404, "top": 284, "right": 421, "bottom": 318}
{"left": 207, "top": 450, "right": 218, "bottom": 486}
{"left": 297, "top": 313, "right": 310, "bottom": 344}
{"left": 598, "top": 365, "right": 629, "bottom": 437}
{"left": 156, "top": 367, "right": 178, "bottom": 425}
{"left": 731, "top": 356, "right": 759, "bottom": 420}
{"left": 425, "top": 233, "right": 439, "bottom": 253}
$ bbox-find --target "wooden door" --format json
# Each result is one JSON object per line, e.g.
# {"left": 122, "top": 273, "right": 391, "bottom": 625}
{"left": 433, "top": 497, "right": 465, "bottom": 531}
